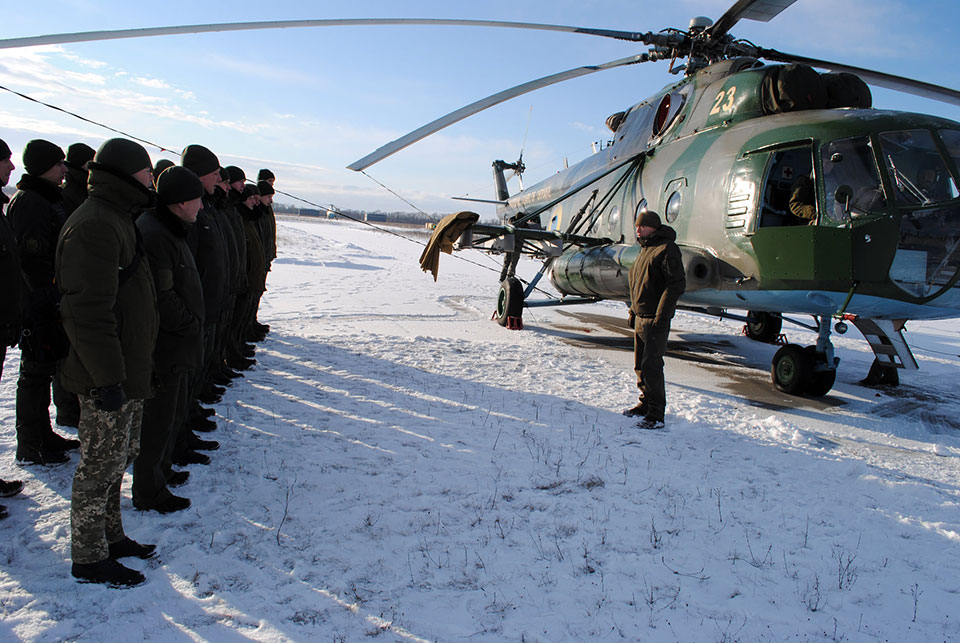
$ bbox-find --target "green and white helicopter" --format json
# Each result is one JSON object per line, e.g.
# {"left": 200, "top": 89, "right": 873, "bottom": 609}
{"left": 5, "top": 0, "right": 959, "bottom": 396}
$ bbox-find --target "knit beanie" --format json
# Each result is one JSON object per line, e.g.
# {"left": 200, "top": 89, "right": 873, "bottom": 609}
{"left": 219, "top": 167, "right": 230, "bottom": 181}
{"left": 94, "top": 138, "right": 152, "bottom": 176}
{"left": 23, "top": 139, "right": 65, "bottom": 176}
{"left": 257, "top": 180, "right": 275, "bottom": 196}
{"left": 0, "top": 138, "right": 11, "bottom": 160}
{"left": 241, "top": 184, "right": 259, "bottom": 200}
{"left": 637, "top": 209, "right": 661, "bottom": 229}
{"left": 153, "top": 158, "right": 175, "bottom": 179}
{"left": 181, "top": 144, "right": 220, "bottom": 177}
{"left": 226, "top": 166, "right": 246, "bottom": 183}
{"left": 257, "top": 168, "right": 275, "bottom": 181}
{"left": 157, "top": 166, "right": 204, "bottom": 205}
{"left": 65, "top": 142, "right": 95, "bottom": 170}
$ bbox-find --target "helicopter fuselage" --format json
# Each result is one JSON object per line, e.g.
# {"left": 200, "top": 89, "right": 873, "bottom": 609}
{"left": 497, "top": 59, "right": 960, "bottom": 322}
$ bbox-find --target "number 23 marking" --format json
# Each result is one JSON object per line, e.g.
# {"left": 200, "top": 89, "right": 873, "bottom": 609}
{"left": 709, "top": 86, "right": 737, "bottom": 115}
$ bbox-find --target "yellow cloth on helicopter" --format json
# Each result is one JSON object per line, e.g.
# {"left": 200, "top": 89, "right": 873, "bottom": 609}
{"left": 419, "top": 211, "right": 480, "bottom": 281}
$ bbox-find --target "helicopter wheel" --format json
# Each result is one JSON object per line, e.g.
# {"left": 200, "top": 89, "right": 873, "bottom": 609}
{"left": 771, "top": 344, "right": 811, "bottom": 395}
{"left": 496, "top": 277, "right": 524, "bottom": 328}
{"left": 745, "top": 311, "right": 783, "bottom": 343}
{"left": 803, "top": 345, "right": 837, "bottom": 397}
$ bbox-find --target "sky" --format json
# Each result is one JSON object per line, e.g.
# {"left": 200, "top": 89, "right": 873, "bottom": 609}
{"left": 2, "top": 0, "right": 960, "bottom": 216}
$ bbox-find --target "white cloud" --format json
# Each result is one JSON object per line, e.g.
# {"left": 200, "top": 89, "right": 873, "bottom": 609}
{"left": 134, "top": 77, "right": 172, "bottom": 89}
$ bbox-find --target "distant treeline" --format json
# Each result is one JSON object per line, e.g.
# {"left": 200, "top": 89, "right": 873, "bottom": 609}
{"left": 273, "top": 201, "right": 446, "bottom": 225}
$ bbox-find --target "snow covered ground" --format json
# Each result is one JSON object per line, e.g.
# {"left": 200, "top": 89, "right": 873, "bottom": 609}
{"left": 1, "top": 216, "right": 959, "bottom": 642}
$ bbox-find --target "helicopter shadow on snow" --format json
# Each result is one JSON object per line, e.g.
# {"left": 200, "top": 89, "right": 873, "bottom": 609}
{"left": 533, "top": 310, "right": 960, "bottom": 436}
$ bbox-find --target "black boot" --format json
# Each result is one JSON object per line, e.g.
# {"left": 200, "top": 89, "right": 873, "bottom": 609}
{"left": 0, "top": 479, "right": 25, "bottom": 498}
{"left": 16, "top": 445, "right": 69, "bottom": 466}
{"left": 108, "top": 536, "right": 157, "bottom": 560}
{"left": 72, "top": 559, "right": 145, "bottom": 588}
{"left": 166, "top": 470, "right": 189, "bottom": 487}
{"left": 134, "top": 493, "right": 191, "bottom": 514}
{"left": 172, "top": 450, "right": 210, "bottom": 466}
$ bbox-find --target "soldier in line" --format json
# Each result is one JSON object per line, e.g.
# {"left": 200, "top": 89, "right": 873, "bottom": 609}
{"left": 132, "top": 166, "right": 206, "bottom": 514}
{"left": 151, "top": 159, "right": 175, "bottom": 190}
{"left": 251, "top": 169, "right": 277, "bottom": 342}
{"left": 61, "top": 143, "right": 95, "bottom": 216}
{"left": 215, "top": 168, "right": 250, "bottom": 378}
{"left": 623, "top": 208, "right": 686, "bottom": 430}
{"left": 0, "top": 138, "right": 25, "bottom": 518}
{"left": 56, "top": 138, "right": 159, "bottom": 587}
{"left": 176, "top": 144, "right": 227, "bottom": 466}
{"left": 237, "top": 184, "right": 268, "bottom": 344}
{"left": 6, "top": 139, "right": 80, "bottom": 466}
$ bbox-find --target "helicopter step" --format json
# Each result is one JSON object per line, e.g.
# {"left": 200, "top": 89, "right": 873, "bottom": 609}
{"left": 770, "top": 316, "right": 839, "bottom": 397}
{"left": 850, "top": 318, "right": 919, "bottom": 372}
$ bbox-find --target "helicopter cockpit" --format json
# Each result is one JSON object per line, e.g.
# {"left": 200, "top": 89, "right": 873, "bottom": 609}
{"left": 820, "top": 136, "right": 887, "bottom": 224}
{"left": 885, "top": 129, "right": 960, "bottom": 299}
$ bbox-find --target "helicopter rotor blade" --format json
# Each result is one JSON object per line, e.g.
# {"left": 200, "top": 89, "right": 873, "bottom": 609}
{"left": 759, "top": 48, "right": 960, "bottom": 107}
{"left": 347, "top": 53, "right": 649, "bottom": 172}
{"left": 0, "top": 18, "right": 649, "bottom": 50}
{"left": 708, "top": 0, "right": 799, "bottom": 40}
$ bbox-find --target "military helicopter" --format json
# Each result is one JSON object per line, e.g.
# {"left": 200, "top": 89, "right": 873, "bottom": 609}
{"left": 347, "top": 1, "right": 960, "bottom": 397}
{"left": 4, "top": 0, "right": 959, "bottom": 397}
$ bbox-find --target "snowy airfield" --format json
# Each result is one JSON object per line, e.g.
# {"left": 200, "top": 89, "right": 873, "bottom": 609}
{"left": 1, "top": 216, "right": 959, "bottom": 642}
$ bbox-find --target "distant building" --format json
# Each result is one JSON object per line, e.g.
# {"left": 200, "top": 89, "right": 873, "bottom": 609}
{"left": 365, "top": 212, "right": 387, "bottom": 223}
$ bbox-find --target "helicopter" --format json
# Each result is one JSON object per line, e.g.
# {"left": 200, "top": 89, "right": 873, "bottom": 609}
{"left": 348, "top": 1, "right": 960, "bottom": 397}
{"left": 3, "top": 0, "right": 959, "bottom": 397}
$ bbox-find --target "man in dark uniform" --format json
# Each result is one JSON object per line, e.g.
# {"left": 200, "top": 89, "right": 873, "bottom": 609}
{"left": 57, "top": 138, "right": 160, "bottom": 587}
{"left": 623, "top": 209, "right": 686, "bottom": 429}
{"left": 151, "top": 159, "right": 175, "bottom": 190}
{"left": 251, "top": 169, "right": 276, "bottom": 341}
{"left": 6, "top": 139, "right": 80, "bottom": 465}
{"left": 0, "top": 138, "right": 25, "bottom": 517}
{"left": 176, "top": 144, "right": 227, "bottom": 465}
{"left": 61, "top": 143, "right": 95, "bottom": 216}
{"left": 132, "top": 166, "right": 205, "bottom": 514}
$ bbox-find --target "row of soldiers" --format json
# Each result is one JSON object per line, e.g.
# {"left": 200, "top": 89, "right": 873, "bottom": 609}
{"left": 0, "top": 135, "right": 277, "bottom": 587}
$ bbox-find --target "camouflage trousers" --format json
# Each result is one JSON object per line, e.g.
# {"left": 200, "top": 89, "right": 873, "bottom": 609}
{"left": 71, "top": 396, "right": 142, "bottom": 564}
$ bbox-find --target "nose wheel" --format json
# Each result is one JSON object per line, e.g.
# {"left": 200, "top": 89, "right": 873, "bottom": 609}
{"left": 770, "top": 316, "right": 838, "bottom": 397}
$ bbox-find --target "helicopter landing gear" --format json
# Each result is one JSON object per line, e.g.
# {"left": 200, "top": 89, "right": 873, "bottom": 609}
{"left": 495, "top": 277, "right": 524, "bottom": 329}
{"left": 770, "top": 316, "right": 839, "bottom": 397}
{"left": 744, "top": 311, "right": 783, "bottom": 343}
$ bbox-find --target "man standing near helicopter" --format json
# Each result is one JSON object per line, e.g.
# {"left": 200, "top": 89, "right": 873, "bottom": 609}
{"left": 624, "top": 208, "right": 685, "bottom": 429}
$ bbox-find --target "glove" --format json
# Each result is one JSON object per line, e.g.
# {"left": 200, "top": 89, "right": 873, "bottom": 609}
{"left": 93, "top": 383, "right": 127, "bottom": 412}
{"left": 628, "top": 310, "right": 636, "bottom": 329}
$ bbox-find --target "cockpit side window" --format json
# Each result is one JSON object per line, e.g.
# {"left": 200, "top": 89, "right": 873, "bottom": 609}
{"left": 758, "top": 145, "right": 816, "bottom": 228}
{"left": 879, "top": 129, "right": 959, "bottom": 206}
{"left": 820, "top": 136, "right": 886, "bottom": 223}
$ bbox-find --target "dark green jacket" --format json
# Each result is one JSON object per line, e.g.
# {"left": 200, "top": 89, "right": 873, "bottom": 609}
{"left": 257, "top": 203, "right": 277, "bottom": 263}
{"left": 56, "top": 167, "right": 159, "bottom": 399}
{"left": 192, "top": 195, "right": 228, "bottom": 322}
{"left": 62, "top": 165, "right": 89, "bottom": 216}
{"left": 0, "top": 194, "right": 21, "bottom": 343}
{"left": 5, "top": 174, "right": 67, "bottom": 323}
{"left": 137, "top": 206, "right": 204, "bottom": 374}
{"left": 628, "top": 225, "right": 686, "bottom": 322}
{"left": 239, "top": 204, "right": 267, "bottom": 293}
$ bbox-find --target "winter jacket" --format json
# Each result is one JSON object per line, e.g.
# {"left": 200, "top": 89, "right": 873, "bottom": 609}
{"left": 137, "top": 206, "right": 204, "bottom": 374}
{"left": 61, "top": 165, "right": 89, "bottom": 216}
{"left": 258, "top": 203, "right": 277, "bottom": 264}
{"left": 220, "top": 188, "right": 247, "bottom": 293}
{"left": 239, "top": 204, "right": 267, "bottom": 293}
{"left": 56, "top": 167, "right": 159, "bottom": 399}
{"left": 192, "top": 195, "right": 229, "bottom": 322}
{"left": 628, "top": 224, "right": 686, "bottom": 323}
{"left": 0, "top": 194, "right": 21, "bottom": 344}
{"left": 5, "top": 174, "right": 68, "bottom": 323}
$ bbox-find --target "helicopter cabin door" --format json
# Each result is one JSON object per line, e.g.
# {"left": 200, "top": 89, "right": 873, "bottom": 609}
{"left": 742, "top": 141, "right": 854, "bottom": 285}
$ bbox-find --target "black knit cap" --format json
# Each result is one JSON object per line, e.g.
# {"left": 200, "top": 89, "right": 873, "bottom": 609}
{"left": 219, "top": 167, "right": 229, "bottom": 181}
{"left": 23, "top": 139, "right": 65, "bottom": 176}
{"left": 257, "top": 180, "right": 275, "bottom": 196}
{"left": 153, "top": 158, "right": 175, "bottom": 179}
{"left": 226, "top": 166, "right": 245, "bottom": 183}
{"left": 241, "top": 184, "right": 259, "bottom": 200}
{"left": 65, "top": 142, "right": 95, "bottom": 170}
{"left": 636, "top": 209, "right": 661, "bottom": 229}
{"left": 181, "top": 144, "right": 220, "bottom": 177}
{"left": 257, "top": 168, "right": 275, "bottom": 181}
{"left": 94, "top": 138, "right": 152, "bottom": 176}
{"left": 157, "top": 166, "right": 204, "bottom": 206}
{"left": 0, "top": 138, "right": 11, "bottom": 160}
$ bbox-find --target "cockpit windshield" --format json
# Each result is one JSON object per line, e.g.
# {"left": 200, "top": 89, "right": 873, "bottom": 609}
{"left": 820, "top": 136, "right": 886, "bottom": 223}
{"left": 879, "top": 129, "right": 959, "bottom": 205}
